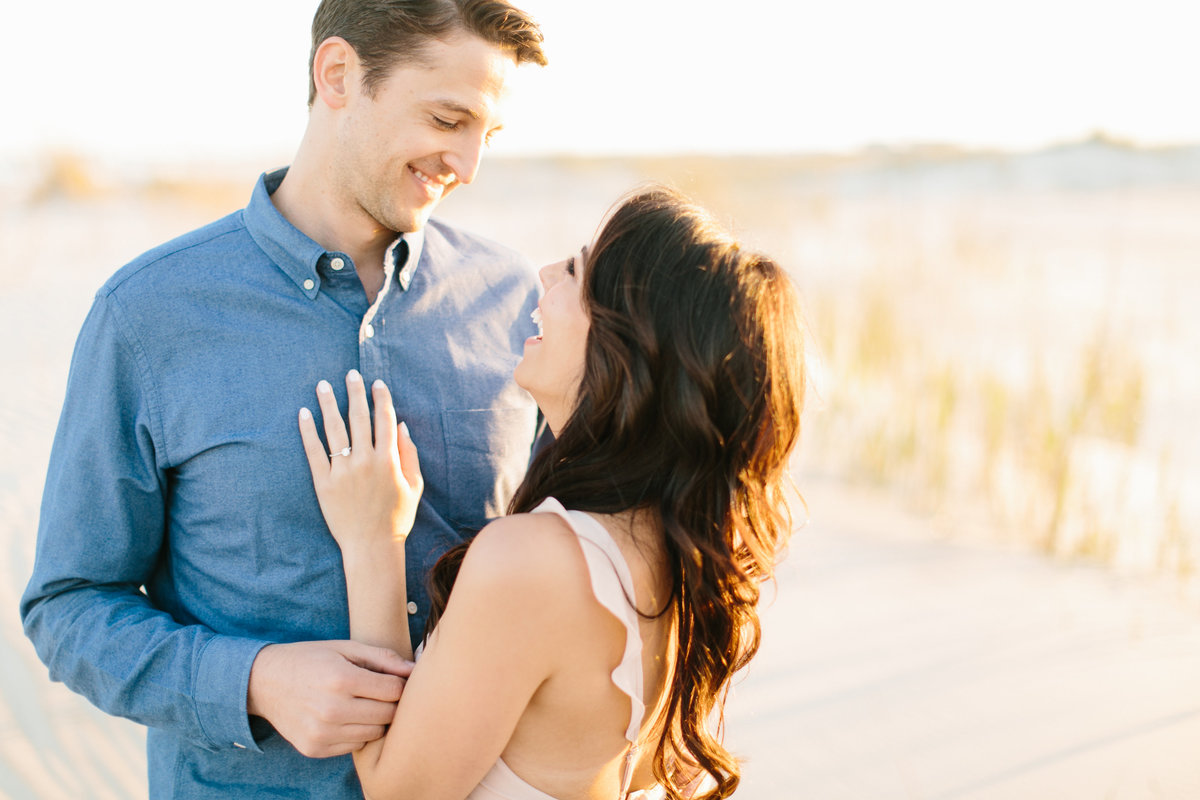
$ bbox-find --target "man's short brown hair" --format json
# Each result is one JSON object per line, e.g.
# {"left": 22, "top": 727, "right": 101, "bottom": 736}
{"left": 308, "top": 0, "right": 547, "bottom": 106}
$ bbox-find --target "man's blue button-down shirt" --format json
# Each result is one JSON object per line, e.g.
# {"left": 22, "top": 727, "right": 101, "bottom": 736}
{"left": 20, "top": 169, "right": 541, "bottom": 797}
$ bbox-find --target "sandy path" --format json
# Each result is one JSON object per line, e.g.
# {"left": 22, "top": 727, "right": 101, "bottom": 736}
{"left": 726, "top": 478, "right": 1200, "bottom": 799}
{"left": 6, "top": 473, "right": 1198, "bottom": 799}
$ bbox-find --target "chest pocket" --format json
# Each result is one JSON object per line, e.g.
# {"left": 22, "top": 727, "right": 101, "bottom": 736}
{"left": 442, "top": 405, "right": 538, "bottom": 532}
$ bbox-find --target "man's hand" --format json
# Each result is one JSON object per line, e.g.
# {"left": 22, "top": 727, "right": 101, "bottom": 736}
{"left": 247, "top": 640, "right": 413, "bottom": 758}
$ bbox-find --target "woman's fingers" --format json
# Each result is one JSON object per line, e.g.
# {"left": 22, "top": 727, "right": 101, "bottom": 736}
{"left": 316, "top": 380, "right": 350, "bottom": 456}
{"left": 298, "top": 407, "right": 329, "bottom": 482}
{"left": 398, "top": 422, "right": 424, "bottom": 493}
{"left": 345, "top": 370, "right": 372, "bottom": 453}
{"left": 372, "top": 380, "right": 398, "bottom": 454}
{"left": 303, "top": 373, "right": 422, "bottom": 546}
{"left": 310, "top": 373, "right": 416, "bottom": 480}
{"left": 370, "top": 378, "right": 421, "bottom": 497}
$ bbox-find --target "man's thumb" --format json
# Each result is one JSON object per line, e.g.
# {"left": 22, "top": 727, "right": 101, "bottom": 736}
{"left": 341, "top": 640, "right": 415, "bottom": 678}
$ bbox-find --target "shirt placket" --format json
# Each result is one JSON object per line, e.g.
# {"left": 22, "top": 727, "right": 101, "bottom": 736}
{"left": 359, "top": 237, "right": 407, "bottom": 385}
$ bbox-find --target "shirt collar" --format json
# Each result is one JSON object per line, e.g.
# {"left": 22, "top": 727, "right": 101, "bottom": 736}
{"left": 243, "top": 167, "right": 425, "bottom": 299}
{"left": 395, "top": 227, "right": 424, "bottom": 292}
{"left": 243, "top": 168, "right": 325, "bottom": 298}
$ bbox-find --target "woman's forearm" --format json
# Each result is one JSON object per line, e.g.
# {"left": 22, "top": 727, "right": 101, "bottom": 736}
{"left": 341, "top": 538, "right": 414, "bottom": 661}
{"left": 341, "top": 537, "right": 413, "bottom": 798}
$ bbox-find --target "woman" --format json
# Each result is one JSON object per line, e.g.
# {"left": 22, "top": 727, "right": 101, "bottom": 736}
{"left": 298, "top": 187, "right": 806, "bottom": 800}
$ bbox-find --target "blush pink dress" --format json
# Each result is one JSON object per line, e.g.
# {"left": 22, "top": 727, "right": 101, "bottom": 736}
{"left": 463, "top": 497, "right": 666, "bottom": 800}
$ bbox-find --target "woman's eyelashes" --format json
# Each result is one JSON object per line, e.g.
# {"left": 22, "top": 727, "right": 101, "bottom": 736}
{"left": 566, "top": 257, "right": 575, "bottom": 277}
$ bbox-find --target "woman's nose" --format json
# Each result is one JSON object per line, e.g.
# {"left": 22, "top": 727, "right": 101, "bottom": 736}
{"left": 538, "top": 261, "right": 563, "bottom": 289}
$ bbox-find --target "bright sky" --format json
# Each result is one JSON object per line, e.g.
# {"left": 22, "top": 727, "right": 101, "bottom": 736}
{"left": 8, "top": 0, "right": 1196, "bottom": 163}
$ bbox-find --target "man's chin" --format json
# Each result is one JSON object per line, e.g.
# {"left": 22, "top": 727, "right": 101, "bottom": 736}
{"left": 384, "top": 206, "right": 435, "bottom": 234}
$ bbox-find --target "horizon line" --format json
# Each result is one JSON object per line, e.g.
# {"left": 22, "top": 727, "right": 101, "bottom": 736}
{"left": 5, "top": 131, "right": 1200, "bottom": 171}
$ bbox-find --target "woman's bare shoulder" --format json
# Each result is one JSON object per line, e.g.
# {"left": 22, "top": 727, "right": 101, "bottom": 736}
{"left": 451, "top": 512, "right": 595, "bottom": 620}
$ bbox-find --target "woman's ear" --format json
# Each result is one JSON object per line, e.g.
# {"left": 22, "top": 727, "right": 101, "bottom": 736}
{"left": 311, "top": 36, "right": 357, "bottom": 110}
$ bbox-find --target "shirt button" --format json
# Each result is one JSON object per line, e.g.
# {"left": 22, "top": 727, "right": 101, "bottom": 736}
{"left": 407, "top": 601, "right": 418, "bottom": 615}
{"left": 303, "top": 279, "right": 315, "bottom": 291}
{"left": 330, "top": 257, "right": 345, "bottom": 271}
{"left": 364, "top": 324, "right": 375, "bottom": 339}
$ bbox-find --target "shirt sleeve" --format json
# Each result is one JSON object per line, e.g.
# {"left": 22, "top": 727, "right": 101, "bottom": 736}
{"left": 19, "top": 292, "right": 269, "bottom": 752}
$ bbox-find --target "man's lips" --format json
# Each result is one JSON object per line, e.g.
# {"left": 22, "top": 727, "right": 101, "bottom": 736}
{"left": 410, "top": 166, "right": 455, "bottom": 194}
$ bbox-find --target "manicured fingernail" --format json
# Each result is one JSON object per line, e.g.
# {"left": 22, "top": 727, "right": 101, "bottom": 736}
{"left": 399, "top": 421, "right": 410, "bottom": 438}
{"left": 317, "top": 380, "right": 332, "bottom": 394}
{"left": 373, "top": 379, "right": 386, "bottom": 391}
{"left": 299, "top": 407, "right": 312, "bottom": 420}
{"left": 347, "top": 369, "right": 362, "bottom": 383}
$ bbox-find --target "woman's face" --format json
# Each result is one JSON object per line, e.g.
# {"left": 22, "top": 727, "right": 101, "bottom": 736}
{"left": 514, "top": 248, "right": 591, "bottom": 434}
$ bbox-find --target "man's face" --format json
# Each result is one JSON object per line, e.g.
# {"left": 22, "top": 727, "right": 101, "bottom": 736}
{"left": 335, "top": 33, "right": 514, "bottom": 233}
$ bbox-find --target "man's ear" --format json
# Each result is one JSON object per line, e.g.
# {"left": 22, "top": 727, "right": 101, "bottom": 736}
{"left": 312, "top": 36, "right": 357, "bottom": 110}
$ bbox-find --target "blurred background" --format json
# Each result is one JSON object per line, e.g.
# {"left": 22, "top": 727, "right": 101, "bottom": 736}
{"left": 3, "top": 1, "right": 1198, "bottom": 797}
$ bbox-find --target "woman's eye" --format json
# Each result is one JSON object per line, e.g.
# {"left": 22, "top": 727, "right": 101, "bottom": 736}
{"left": 433, "top": 117, "right": 458, "bottom": 131}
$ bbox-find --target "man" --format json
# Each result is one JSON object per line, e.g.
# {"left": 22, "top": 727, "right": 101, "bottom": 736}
{"left": 20, "top": 1, "right": 547, "bottom": 796}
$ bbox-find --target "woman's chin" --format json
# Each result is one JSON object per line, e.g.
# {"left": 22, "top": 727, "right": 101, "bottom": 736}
{"left": 513, "top": 360, "right": 531, "bottom": 392}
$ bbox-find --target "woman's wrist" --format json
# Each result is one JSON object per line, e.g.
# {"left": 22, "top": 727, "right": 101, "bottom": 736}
{"left": 338, "top": 535, "right": 406, "bottom": 571}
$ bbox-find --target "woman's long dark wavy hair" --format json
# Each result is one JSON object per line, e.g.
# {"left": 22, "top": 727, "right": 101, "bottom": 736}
{"left": 427, "top": 186, "right": 806, "bottom": 799}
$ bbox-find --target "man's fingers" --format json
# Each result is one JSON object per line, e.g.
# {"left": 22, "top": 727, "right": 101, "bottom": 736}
{"left": 344, "top": 698, "right": 401, "bottom": 728}
{"left": 372, "top": 380, "right": 398, "bottom": 453}
{"left": 339, "top": 640, "right": 414, "bottom": 680}
{"left": 350, "top": 669, "right": 406, "bottom": 704}
{"left": 250, "top": 640, "right": 406, "bottom": 760}
{"left": 336, "top": 644, "right": 409, "bottom": 702}
{"left": 314, "top": 739, "right": 376, "bottom": 758}
{"left": 335, "top": 722, "right": 389, "bottom": 744}
{"left": 340, "top": 640, "right": 415, "bottom": 676}
{"left": 345, "top": 370, "right": 373, "bottom": 453}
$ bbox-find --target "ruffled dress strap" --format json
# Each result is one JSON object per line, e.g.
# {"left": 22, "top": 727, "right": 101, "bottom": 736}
{"left": 532, "top": 498, "right": 645, "bottom": 740}
{"left": 531, "top": 498, "right": 661, "bottom": 799}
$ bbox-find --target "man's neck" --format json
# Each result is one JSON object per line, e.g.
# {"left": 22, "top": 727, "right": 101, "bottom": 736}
{"left": 271, "top": 155, "right": 394, "bottom": 303}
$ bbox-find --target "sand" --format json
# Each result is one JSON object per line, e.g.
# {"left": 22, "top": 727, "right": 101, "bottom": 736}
{"left": 6, "top": 469, "right": 1199, "bottom": 798}
{"left": 725, "top": 477, "right": 1200, "bottom": 799}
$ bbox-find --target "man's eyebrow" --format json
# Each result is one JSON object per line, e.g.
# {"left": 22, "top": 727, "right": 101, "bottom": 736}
{"left": 432, "top": 99, "right": 481, "bottom": 120}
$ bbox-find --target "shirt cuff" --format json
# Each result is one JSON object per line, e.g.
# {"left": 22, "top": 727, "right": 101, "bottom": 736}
{"left": 193, "top": 634, "right": 271, "bottom": 753}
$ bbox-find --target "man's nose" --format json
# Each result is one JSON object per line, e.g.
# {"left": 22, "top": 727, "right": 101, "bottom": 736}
{"left": 443, "top": 134, "right": 487, "bottom": 186}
